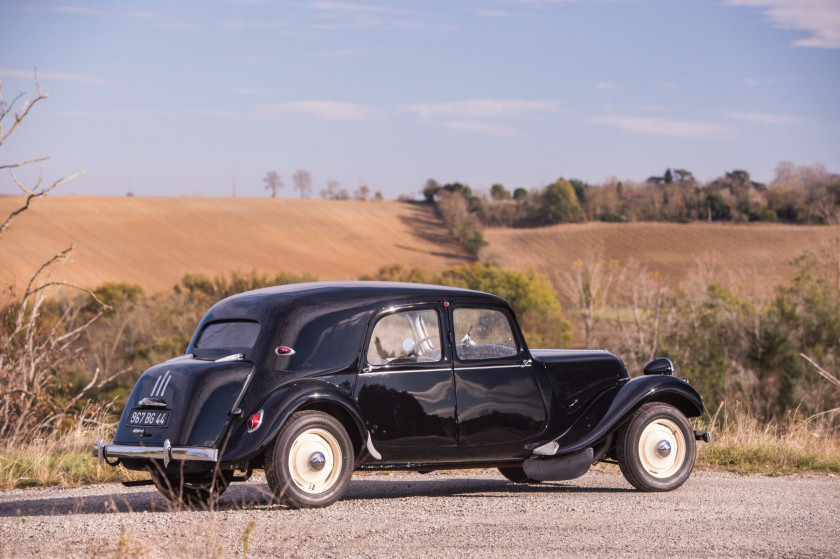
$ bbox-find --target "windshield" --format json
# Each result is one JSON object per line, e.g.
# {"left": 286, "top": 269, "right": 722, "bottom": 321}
{"left": 195, "top": 321, "right": 260, "bottom": 349}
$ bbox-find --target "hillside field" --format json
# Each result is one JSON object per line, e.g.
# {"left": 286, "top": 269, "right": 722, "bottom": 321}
{"left": 482, "top": 221, "right": 837, "bottom": 294}
{"left": 0, "top": 197, "right": 469, "bottom": 293}
{"left": 1, "top": 196, "right": 835, "bottom": 295}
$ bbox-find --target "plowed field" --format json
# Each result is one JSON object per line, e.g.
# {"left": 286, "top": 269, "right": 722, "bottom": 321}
{"left": 0, "top": 197, "right": 469, "bottom": 293}
{"left": 482, "top": 221, "right": 837, "bottom": 292}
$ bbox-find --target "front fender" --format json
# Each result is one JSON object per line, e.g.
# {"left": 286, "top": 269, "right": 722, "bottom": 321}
{"left": 529, "top": 375, "right": 704, "bottom": 456}
{"left": 220, "top": 379, "right": 367, "bottom": 464}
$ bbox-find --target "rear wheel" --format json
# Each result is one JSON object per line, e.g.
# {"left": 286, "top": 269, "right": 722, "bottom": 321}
{"left": 616, "top": 402, "right": 696, "bottom": 492}
{"left": 150, "top": 469, "right": 231, "bottom": 507}
{"left": 265, "top": 410, "right": 354, "bottom": 509}
{"left": 498, "top": 465, "right": 541, "bottom": 484}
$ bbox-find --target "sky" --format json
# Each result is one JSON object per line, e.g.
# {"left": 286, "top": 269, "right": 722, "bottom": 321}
{"left": 0, "top": 0, "right": 839, "bottom": 199}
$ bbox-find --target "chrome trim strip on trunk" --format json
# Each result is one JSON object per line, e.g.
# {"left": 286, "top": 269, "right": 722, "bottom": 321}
{"left": 215, "top": 353, "right": 245, "bottom": 363}
{"left": 93, "top": 440, "right": 219, "bottom": 464}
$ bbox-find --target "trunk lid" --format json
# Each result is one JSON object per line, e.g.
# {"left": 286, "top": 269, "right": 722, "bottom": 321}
{"left": 113, "top": 356, "right": 253, "bottom": 447}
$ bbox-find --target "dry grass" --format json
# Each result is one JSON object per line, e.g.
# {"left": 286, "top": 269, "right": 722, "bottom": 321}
{"left": 482, "top": 221, "right": 839, "bottom": 294}
{"left": 0, "top": 409, "right": 143, "bottom": 490}
{"left": 2, "top": 404, "right": 837, "bottom": 491}
{"left": 0, "top": 197, "right": 469, "bottom": 293}
{"left": 697, "top": 402, "right": 840, "bottom": 474}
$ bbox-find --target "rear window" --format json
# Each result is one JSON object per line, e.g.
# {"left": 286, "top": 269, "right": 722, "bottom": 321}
{"left": 196, "top": 321, "right": 260, "bottom": 349}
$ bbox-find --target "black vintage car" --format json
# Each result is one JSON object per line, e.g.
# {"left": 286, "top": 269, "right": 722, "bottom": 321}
{"left": 95, "top": 282, "right": 709, "bottom": 508}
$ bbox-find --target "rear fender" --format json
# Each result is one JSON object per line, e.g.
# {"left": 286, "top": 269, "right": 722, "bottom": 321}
{"left": 528, "top": 375, "right": 704, "bottom": 456}
{"left": 219, "top": 379, "right": 370, "bottom": 464}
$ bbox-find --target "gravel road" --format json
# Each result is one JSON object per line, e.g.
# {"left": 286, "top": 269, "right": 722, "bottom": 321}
{"left": 0, "top": 468, "right": 838, "bottom": 558}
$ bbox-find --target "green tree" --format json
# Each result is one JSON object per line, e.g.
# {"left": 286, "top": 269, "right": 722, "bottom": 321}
{"left": 539, "top": 179, "right": 584, "bottom": 224}
{"left": 422, "top": 179, "right": 441, "bottom": 202}
{"left": 569, "top": 179, "right": 589, "bottom": 204}
{"left": 441, "top": 263, "right": 572, "bottom": 348}
{"left": 513, "top": 187, "right": 528, "bottom": 201}
{"left": 490, "top": 183, "right": 511, "bottom": 200}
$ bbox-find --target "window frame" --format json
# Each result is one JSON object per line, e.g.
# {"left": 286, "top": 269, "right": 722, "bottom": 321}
{"left": 449, "top": 304, "right": 525, "bottom": 364}
{"left": 362, "top": 303, "right": 449, "bottom": 372}
{"left": 194, "top": 319, "right": 261, "bottom": 350}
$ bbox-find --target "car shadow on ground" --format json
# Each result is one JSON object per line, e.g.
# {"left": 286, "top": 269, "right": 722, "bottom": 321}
{"left": 0, "top": 476, "right": 634, "bottom": 518}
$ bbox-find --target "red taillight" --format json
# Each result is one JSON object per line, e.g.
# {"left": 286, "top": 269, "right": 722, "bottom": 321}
{"left": 247, "top": 410, "right": 263, "bottom": 432}
{"left": 275, "top": 346, "right": 295, "bottom": 356}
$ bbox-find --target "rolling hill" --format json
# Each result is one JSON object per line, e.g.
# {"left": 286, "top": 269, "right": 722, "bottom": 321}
{"left": 0, "top": 197, "right": 469, "bottom": 294}
{"left": 482, "top": 221, "right": 837, "bottom": 294}
{"left": 1, "top": 196, "right": 835, "bottom": 296}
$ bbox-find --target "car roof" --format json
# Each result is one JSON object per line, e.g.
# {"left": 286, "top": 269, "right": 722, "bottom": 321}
{"left": 205, "top": 281, "right": 509, "bottom": 320}
{"left": 221, "top": 280, "right": 503, "bottom": 307}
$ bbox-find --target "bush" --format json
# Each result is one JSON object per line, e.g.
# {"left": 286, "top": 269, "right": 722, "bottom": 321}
{"left": 539, "top": 179, "right": 585, "bottom": 224}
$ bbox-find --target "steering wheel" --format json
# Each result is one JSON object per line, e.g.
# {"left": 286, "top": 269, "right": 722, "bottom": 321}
{"left": 460, "top": 325, "right": 475, "bottom": 346}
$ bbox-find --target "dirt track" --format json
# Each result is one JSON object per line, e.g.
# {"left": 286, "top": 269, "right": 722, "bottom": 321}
{"left": 0, "top": 469, "right": 838, "bottom": 558}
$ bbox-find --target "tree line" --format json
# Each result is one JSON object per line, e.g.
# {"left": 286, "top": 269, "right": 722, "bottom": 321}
{"left": 263, "top": 170, "right": 383, "bottom": 201}
{"left": 422, "top": 162, "right": 840, "bottom": 235}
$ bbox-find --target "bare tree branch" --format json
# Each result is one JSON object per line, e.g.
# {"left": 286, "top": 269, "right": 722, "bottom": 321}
{"left": 0, "top": 155, "right": 49, "bottom": 171}
{"left": 801, "top": 353, "right": 840, "bottom": 390}
{"left": 0, "top": 170, "right": 86, "bottom": 236}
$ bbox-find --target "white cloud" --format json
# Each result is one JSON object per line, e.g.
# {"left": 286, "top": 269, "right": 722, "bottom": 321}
{"left": 254, "top": 101, "right": 378, "bottom": 121}
{"left": 595, "top": 81, "right": 617, "bottom": 90}
{"left": 726, "top": 0, "right": 840, "bottom": 49}
{"left": 593, "top": 115, "right": 729, "bottom": 137}
{"left": 723, "top": 111, "right": 803, "bottom": 124}
{"left": 0, "top": 69, "right": 117, "bottom": 86}
{"left": 744, "top": 77, "right": 763, "bottom": 86}
{"left": 406, "top": 99, "right": 561, "bottom": 119}
{"left": 439, "top": 120, "right": 524, "bottom": 137}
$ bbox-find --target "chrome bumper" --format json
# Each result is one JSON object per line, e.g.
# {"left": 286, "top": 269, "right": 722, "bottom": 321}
{"left": 93, "top": 438, "right": 219, "bottom": 467}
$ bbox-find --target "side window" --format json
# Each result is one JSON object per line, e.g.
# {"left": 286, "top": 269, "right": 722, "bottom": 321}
{"left": 453, "top": 308, "right": 518, "bottom": 360}
{"left": 367, "top": 309, "right": 442, "bottom": 366}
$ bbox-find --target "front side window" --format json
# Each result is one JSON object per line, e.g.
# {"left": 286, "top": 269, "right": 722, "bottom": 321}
{"left": 453, "top": 308, "right": 518, "bottom": 360}
{"left": 367, "top": 309, "right": 442, "bottom": 366}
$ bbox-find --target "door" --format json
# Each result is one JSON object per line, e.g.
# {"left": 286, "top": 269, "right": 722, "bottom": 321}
{"left": 450, "top": 305, "right": 547, "bottom": 448}
{"left": 354, "top": 305, "right": 457, "bottom": 459}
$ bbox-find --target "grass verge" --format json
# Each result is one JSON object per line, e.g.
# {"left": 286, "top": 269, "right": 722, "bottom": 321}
{"left": 696, "top": 404, "right": 840, "bottom": 474}
{"left": 1, "top": 403, "right": 838, "bottom": 490}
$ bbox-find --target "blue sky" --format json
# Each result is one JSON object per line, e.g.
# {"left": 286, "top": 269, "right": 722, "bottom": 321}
{"left": 1, "top": 0, "right": 838, "bottom": 198}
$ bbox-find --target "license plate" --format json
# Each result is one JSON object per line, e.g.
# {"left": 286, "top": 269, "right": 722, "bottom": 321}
{"left": 127, "top": 409, "right": 171, "bottom": 428}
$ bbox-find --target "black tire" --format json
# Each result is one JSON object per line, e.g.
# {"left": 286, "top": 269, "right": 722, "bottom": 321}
{"left": 265, "top": 410, "right": 355, "bottom": 509}
{"left": 150, "top": 469, "right": 231, "bottom": 507}
{"left": 615, "top": 402, "right": 696, "bottom": 492}
{"left": 498, "top": 465, "right": 541, "bottom": 484}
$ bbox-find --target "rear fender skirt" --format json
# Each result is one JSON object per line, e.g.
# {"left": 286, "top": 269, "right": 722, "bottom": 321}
{"left": 528, "top": 375, "right": 704, "bottom": 456}
{"left": 219, "top": 379, "right": 370, "bottom": 464}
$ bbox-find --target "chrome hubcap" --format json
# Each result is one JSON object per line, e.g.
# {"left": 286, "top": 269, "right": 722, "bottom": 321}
{"left": 638, "top": 418, "right": 686, "bottom": 478}
{"left": 309, "top": 451, "right": 326, "bottom": 471}
{"left": 288, "top": 428, "right": 342, "bottom": 494}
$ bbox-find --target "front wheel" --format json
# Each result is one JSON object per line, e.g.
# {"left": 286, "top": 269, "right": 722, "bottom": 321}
{"left": 265, "top": 410, "right": 355, "bottom": 509}
{"left": 615, "top": 402, "right": 696, "bottom": 492}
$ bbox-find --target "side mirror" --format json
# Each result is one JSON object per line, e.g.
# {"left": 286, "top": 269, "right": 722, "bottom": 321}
{"left": 643, "top": 357, "right": 674, "bottom": 375}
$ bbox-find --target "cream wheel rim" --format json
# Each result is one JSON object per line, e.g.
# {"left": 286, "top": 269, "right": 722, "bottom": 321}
{"left": 638, "top": 418, "right": 686, "bottom": 478}
{"left": 288, "top": 428, "right": 342, "bottom": 494}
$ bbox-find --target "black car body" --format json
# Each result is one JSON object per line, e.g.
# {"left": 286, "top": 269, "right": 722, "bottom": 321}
{"left": 95, "top": 282, "right": 708, "bottom": 507}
